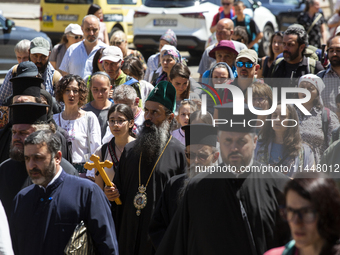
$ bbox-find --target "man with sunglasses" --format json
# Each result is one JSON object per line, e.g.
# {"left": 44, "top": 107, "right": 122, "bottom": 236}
{"left": 156, "top": 104, "right": 290, "bottom": 255}
{"left": 224, "top": 49, "right": 260, "bottom": 102}
{"left": 59, "top": 15, "right": 107, "bottom": 80}
{"left": 149, "top": 124, "right": 219, "bottom": 249}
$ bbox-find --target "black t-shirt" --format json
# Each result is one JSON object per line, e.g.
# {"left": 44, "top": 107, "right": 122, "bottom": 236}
{"left": 234, "top": 17, "right": 260, "bottom": 44}
{"left": 284, "top": 62, "right": 300, "bottom": 79}
{"left": 297, "top": 12, "right": 326, "bottom": 48}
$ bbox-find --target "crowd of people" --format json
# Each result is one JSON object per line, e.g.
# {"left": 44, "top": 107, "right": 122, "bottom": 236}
{"left": 1, "top": 0, "right": 340, "bottom": 254}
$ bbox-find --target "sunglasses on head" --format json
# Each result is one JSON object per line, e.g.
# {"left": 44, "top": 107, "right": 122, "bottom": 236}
{"left": 236, "top": 61, "right": 255, "bottom": 68}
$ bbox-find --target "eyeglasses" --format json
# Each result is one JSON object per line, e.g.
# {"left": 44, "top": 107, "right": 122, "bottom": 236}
{"left": 111, "top": 40, "right": 125, "bottom": 46}
{"left": 185, "top": 152, "right": 210, "bottom": 161}
{"left": 69, "top": 34, "right": 83, "bottom": 40}
{"left": 222, "top": 2, "right": 231, "bottom": 5}
{"left": 107, "top": 119, "right": 128, "bottom": 126}
{"left": 253, "top": 96, "right": 268, "bottom": 103}
{"left": 236, "top": 61, "right": 255, "bottom": 68}
{"left": 281, "top": 206, "right": 317, "bottom": 223}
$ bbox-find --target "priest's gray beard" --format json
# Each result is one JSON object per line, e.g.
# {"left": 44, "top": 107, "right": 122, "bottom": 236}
{"left": 9, "top": 143, "right": 24, "bottom": 162}
{"left": 134, "top": 119, "right": 171, "bottom": 164}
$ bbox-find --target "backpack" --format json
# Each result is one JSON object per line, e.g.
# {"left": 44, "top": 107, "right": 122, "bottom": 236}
{"left": 232, "top": 14, "right": 257, "bottom": 52}
{"left": 123, "top": 76, "right": 143, "bottom": 108}
{"left": 271, "top": 57, "right": 317, "bottom": 77}
{"left": 304, "top": 45, "right": 319, "bottom": 62}
{"left": 331, "top": 126, "right": 340, "bottom": 144}
{"left": 321, "top": 107, "right": 330, "bottom": 146}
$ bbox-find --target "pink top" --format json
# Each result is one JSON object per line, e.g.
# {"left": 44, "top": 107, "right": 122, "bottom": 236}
{"left": 264, "top": 246, "right": 299, "bottom": 255}
{"left": 98, "top": 22, "right": 107, "bottom": 43}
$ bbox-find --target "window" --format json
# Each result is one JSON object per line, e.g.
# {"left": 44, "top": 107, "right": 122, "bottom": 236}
{"left": 44, "top": 0, "right": 92, "bottom": 4}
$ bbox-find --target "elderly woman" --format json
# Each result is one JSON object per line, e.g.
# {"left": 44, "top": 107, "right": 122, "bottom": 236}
{"left": 110, "top": 30, "right": 147, "bottom": 70}
{"left": 144, "top": 29, "right": 177, "bottom": 82}
{"left": 50, "top": 24, "right": 83, "bottom": 70}
{"left": 53, "top": 74, "right": 101, "bottom": 178}
{"left": 265, "top": 172, "right": 340, "bottom": 255}
{"left": 254, "top": 104, "right": 315, "bottom": 176}
{"left": 150, "top": 45, "right": 182, "bottom": 86}
{"left": 297, "top": 74, "right": 339, "bottom": 164}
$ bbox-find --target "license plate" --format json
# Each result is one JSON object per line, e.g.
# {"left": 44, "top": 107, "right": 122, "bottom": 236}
{"left": 153, "top": 19, "right": 177, "bottom": 26}
{"left": 56, "top": 14, "right": 78, "bottom": 21}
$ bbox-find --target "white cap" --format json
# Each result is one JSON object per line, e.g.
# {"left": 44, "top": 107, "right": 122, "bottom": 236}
{"left": 65, "top": 24, "right": 83, "bottom": 36}
{"left": 336, "top": 25, "right": 340, "bottom": 36}
{"left": 100, "top": 46, "right": 123, "bottom": 63}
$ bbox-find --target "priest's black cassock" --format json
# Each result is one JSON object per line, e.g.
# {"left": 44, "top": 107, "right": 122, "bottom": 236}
{"left": 149, "top": 173, "right": 186, "bottom": 249}
{"left": 10, "top": 170, "right": 118, "bottom": 255}
{"left": 0, "top": 158, "right": 78, "bottom": 218}
{"left": 156, "top": 163, "right": 290, "bottom": 255}
{"left": 113, "top": 137, "right": 186, "bottom": 255}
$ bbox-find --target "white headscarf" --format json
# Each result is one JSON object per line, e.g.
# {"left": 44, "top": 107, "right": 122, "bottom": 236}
{"left": 298, "top": 74, "right": 325, "bottom": 105}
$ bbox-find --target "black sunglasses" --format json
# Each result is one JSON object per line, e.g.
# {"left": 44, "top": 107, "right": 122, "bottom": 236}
{"left": 222, "top": 2, "right": 231, "bottom": 5}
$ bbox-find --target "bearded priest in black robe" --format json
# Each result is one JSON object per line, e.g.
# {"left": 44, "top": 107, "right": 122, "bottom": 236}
{"left": 112, "top": 81, "right": 186, "bottom": 255}
{"left": 156, "top": 103, "right": 291, "bottom": 255}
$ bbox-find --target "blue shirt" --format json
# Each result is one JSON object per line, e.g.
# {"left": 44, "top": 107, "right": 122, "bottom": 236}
{"left": 59, "top": 40, "right": 107, "bottom": 80}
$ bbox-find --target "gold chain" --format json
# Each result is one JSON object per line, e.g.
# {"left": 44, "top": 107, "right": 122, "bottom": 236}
{"left": 138, "top": 135, "right": 172, "bottom": 188}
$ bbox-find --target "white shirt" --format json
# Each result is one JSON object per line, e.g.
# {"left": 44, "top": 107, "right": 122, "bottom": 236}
{"left": 0, "top": 201, "right": 14, "bottom": 255}
{"left": 53, "top": 111, "right": 102, "bottom": 163}
{"left": 59, "top": 40, "right": 107, "bottom": 80}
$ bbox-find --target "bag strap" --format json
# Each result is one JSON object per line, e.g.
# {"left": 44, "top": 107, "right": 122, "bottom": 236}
{"left": 52, "top": 70, "right": 62, "bottom": 90}
{"left": 107, "top": 137, "right": 119, "bottom": 168}
{"left": 307, "top": 57, "right": 316, "bottom": 74}
{"left": 307, "top": 13, "right": 322, "bottom": 34}
{"left": 321, "top": 107, "right": 330, "bottom": 145}
{"left": 271, "top": 58, "right": 284, "bottom": 77}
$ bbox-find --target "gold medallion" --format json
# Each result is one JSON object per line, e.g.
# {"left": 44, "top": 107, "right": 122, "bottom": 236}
{"left": 133, "top": 185, "right": 147, "bottom": 216}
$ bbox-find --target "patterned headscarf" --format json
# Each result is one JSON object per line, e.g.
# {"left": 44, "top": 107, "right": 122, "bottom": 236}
{"left": 160, "top": 45, "right": 182, "bottom": 64}
{"left": 298, "top": 74, "right": 325, "bottom": 105}
{"left": 160, "top": 29, "right": 177, "bottom": 46}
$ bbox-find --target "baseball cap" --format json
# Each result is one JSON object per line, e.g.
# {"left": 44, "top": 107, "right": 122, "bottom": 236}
{"left": 30, "top": 37, "right": 50, "bottom": 56}
{"left": 10, "top": 61, "right": 40, "bottom": 80}
{"left": 65, "top": 23, "right": 83, "bottom": 35}
{"left": 100, "top": 46, "right": 123, "bottom": 63}
{"left": 236, "top": 49, "right": 258, "bottom": 64}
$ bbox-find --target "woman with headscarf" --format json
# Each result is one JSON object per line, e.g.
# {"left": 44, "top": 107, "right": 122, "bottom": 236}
{"left": 149, "top": 45, "right": 182, "bottom": 86}
{"left": 297, "top": 74, "right": 339, "bottom": 164}
{"left": 145, "top": 29, "right": 178, "bottom": 82}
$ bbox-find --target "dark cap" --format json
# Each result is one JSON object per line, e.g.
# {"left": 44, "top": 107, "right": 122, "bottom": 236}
{"left": 10, "top": 61, "right": 42, "bottom": 80}
{"left": 9, "top": 103, "right": 47, "bottom": 125}
{"left": 181, "top": 124, "right": 218, "bottom": 147}
{"left": 10, "top": 62, "right": 43, "bottom": 97}
{"left": 146, "top": 81, "right": 176, "bottom": 113}
{"left": 215, "top": 103, "right": 257, "bottom": 133}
